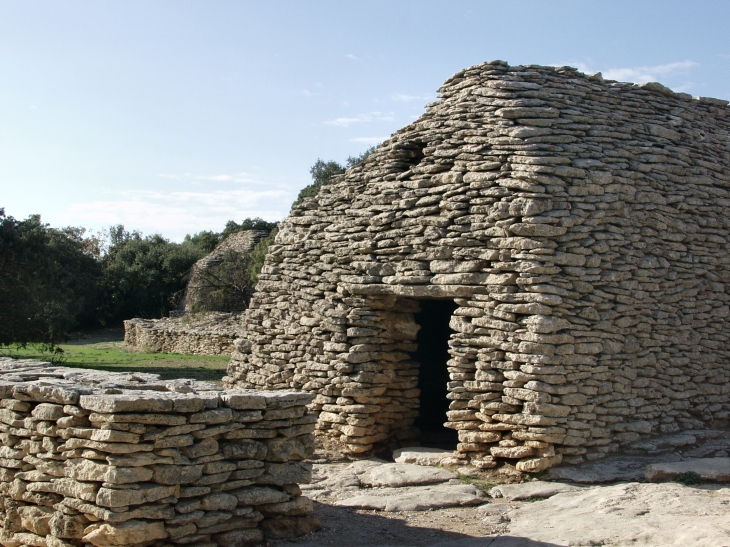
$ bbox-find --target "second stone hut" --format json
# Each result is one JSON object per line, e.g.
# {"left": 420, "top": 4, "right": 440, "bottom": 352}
{"left": 225, "top": 61, "right": 730, "bottom": 473}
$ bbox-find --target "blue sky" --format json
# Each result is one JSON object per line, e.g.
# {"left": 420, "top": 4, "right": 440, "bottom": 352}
{"left": 2, "top": 0, "right": 729, "bottom": 241}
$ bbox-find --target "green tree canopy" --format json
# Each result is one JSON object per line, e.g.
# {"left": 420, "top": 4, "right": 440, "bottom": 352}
{"left": 98, "top": 233, "right": 203, "bottom": 323}
{"left": 0, "top": 209, "right": 100, "bottom": 345}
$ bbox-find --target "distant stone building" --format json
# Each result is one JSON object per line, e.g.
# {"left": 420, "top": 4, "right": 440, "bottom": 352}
{"left": 178, "top": 229, "right": 271, "bottom": 314}
{"left": 226, "top": 61, "right": 730, "bottom": 472}
{"left": 124, "top": 230, "right": 270, "bottom": 355}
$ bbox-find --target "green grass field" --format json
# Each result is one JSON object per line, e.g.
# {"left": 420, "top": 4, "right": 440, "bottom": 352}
{"left": 0, "top": 339, "right": 230, "bottom": 383}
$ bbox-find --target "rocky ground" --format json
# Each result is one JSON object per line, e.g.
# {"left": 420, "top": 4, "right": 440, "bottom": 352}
{"left": 271, "top": 430, "right": 730, "bottom": 547}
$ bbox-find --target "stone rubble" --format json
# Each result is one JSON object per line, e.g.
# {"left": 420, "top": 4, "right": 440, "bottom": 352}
{"left": 226, "top": 60, "right": 730, "bottom": 474}
{"left": 0, "top": 358, "right": 320, "bottom": 547}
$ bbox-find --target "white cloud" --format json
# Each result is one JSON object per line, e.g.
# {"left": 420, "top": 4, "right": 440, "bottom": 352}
{"left": 158, "top": 172, "right": 262, "bottom": 184}
{"left": 350, "top": 136, "right": 387, "bottom": 144}
{"left": 303, "top": 89, "right": 314, "bottom": 97}
{"left": 345, "top": 54, "right": 358, "bottom": 61}
{"left": 324, "top": 111, "right": 394, "bottom": 127}
{"left": 391, "top": 93, "right": 432, "bottom": 103}
{"left": 565, "top": 60, "right": 698, "bottom": 84}
{"left": 66, "top": 186, "right": 292, "bottom": 241}
{"left": 602, "top": 61, "right": 698, "bottom": 83}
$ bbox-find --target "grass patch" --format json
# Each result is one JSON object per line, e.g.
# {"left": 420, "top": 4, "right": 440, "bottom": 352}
{"left": 0, "top": 341, "right": 229, "bottom": 383}
{"left": 458, "top": 475, "right": 495, "bottom": 493}
{"left": 673, "top": 471, "right": 703, "bottom": 485}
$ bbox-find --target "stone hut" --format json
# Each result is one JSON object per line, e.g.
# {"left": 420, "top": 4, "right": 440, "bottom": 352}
{"left": 179, "top": 229, "right": 271, "bottom": 314}
{"left": 226, "top": 61, "right": 730, "bottom": 473}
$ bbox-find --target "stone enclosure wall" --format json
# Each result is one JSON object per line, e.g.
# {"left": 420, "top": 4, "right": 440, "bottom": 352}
{"left": 227, "top": 61, "right": 730, "bottom": 473}
{"left": 124, "top": 313, "right": 242, "bottom": 356}
{"left": 0, "top": 358, "right": 319, "bottom": 547}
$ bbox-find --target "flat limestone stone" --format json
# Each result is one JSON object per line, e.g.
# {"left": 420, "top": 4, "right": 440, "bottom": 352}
{"left": 96, "top": 483, "right": 179, "bottom": 508}
{"left": 489, "top": 481, "right": 582, "bottom": 500}
{"left": 83, "top": 520, "right": 167, "bottom": 546}
{"left": 80, "top": 392, "right": 175, "bottom": 413}
{"left": 646, "top": 458, "right": 730, "bottom": 482}
{"left": 335, "top": 483, "right": 486, "bottom": 512}
{"left": 545, "top": 455, "right": 680, "bottom": 484}
{"left": 360, "top": 463, "right": 455, "bottom": 487}
{"left": 499, "top": 482, "right": 730, "bottom": 547}
{"left": 393, "top": 447, "right": 452, "bottom": 467}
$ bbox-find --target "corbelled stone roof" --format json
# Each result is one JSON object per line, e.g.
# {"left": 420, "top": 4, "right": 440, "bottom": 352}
{"left": 226, "top": 61, "right": 730, "bottom": 472}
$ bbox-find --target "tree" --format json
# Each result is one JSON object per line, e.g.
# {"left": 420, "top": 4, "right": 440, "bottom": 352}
{"left": 0, "top": 209, "right": 101, "bottom": 345}
{"left": 97, "top": 232, "right": 204, "bottom": 323}
{"left": 294, "top": 145, "right": 379, "bottom": 206}
{"left": 183, "top": 218, "right": 278, "bottom": 255}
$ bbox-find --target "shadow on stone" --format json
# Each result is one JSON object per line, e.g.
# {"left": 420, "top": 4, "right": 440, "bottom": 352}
{"left": 275, "top": 501, "right": 564, "bottom": 547}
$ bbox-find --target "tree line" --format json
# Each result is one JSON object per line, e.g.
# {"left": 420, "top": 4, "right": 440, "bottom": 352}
{"left": 0, "top": 209, "right": 276, "bottom": 346}
{"left": 0, "top": 147, "right": 377, "bottom": 347}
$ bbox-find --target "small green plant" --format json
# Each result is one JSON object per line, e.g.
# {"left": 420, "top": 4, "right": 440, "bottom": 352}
{"left": 673, "top": 471, "right": 702, "bottom": 485}
{"left": 458, "top": 475, "right": 494, "bottom": 493}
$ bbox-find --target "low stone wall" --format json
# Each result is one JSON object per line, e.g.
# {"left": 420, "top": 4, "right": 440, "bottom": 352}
{"left": 0, "top": 358, "right": 319, "bottom": 547}
{"left": 124, "top": 314, "right": 241, "bottom": 356}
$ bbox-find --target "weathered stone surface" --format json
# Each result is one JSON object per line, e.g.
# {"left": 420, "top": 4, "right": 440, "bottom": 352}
{"left": 82, "top": 520, "right": 166, "bottom": 546}
{"left": 360, "top": 463, "right": 456, "bottom": 487}
{"left": 231, "top": 485, "right": 291, "bottom": 506}
{"left": 646, "top": 458, "right": 730, "bottom": 482}
{"left": 336, "top": 483, "right": 486, "bottom": 511}
{"left": 501, "top": 482, "right": 730, "bottom": 547}
{"left": 393, "top": 447, "right": 452, "bottom": 467}
{"left": 489, "top": 481, "right": 582, "bottom": 500}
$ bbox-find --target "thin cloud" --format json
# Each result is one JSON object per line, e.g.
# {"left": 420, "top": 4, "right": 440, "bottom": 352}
{"left": 303, "top": 89, "right": 314, "bottom": 97}
{"left": 345, "top": 54, "right": 358, "bottom": 61}
{"left": 566, "top": 60, "right": 698, "bottom": 83}
{"left": 66, "top": 187, "right": 291, "bottom": 241}
{"left": 603, "top": 61, "right": 698, "bottom": 83}
{"left": 391, "top": 93, "right": 432, "bottom": 103}
{"left": 324, "top": 111, "right": 394, "bottom": 127}
{"left": 158, "top": 172, "right": 263, "bottom": 184}
{"left": 350, "top": 137, "right": 387, "bottom": 144}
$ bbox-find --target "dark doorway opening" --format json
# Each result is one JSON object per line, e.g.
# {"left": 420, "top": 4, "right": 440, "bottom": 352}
{"left": 413, "top": 299, "right": 459, "bottom": 448}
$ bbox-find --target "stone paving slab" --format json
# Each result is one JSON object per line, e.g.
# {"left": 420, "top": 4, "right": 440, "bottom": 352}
{"left": 335, "top": 483, "right": 487, "bottom": 512}
{"left": 360, "top": 463, "right": 456, "bottom": 487}
{"left": 646, "top": 457, "right": 730, "bottom": 482}
{"left": 489, "top": 482, "right": 582, "bottom": 501}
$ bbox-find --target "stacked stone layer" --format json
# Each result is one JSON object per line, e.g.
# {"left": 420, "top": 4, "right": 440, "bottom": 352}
{"left": 227, "top": 61, "right": 730, "bottom": 473}
{"left": 0, "top": 358, "right": 318, "bottom": 547}
{"left": 124, "top": 313, "right": 242, "bottom": 356}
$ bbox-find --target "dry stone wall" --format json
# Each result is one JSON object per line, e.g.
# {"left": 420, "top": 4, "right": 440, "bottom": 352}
{"left": 226, "top": 61, "right": 730, "bottom": 474}
{"left": 0, "top": 358, "right": 319, "bottom": 547}
{"left": 124, "top": 313, "right": 242, "bottom": 356}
